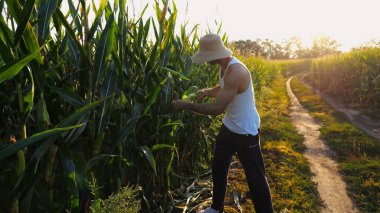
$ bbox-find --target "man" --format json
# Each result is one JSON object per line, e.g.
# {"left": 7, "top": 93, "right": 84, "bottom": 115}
{"left": 171, "top": 34, "right": 273, "bottom": 213}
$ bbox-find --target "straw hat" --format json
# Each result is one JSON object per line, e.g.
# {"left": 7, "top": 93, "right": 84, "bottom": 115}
{"left": 191, "top": 34, "right": 232, "bottom": 64}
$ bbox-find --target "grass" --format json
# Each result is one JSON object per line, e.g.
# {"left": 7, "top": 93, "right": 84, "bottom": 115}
{"left": 290, "top": 75, "right": 380, "bottom": 212}
{"left": 90, "top": 185, "right": 141, "bottom": 213}
{"left": 223, "top": 75, "right": 323, "bottom": 212}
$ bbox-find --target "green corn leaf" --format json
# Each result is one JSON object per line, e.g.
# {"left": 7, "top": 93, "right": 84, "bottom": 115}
{"left": 96, "top": 62, "right": 116, "bottom": 135}
{"left": 217, "top": 22, "right": 223, "bottom": 34}
{"left": 163, "top": 67, "right": 189, "bottom": 80}
{"left": 87, "top": 0, "right": 107, "bottom": 41}
{"left": 143, "top": 78, "right": 168, "bottom": 115}
{"left": 4, "top": 0, "right": 21, "bottom": 22}
{"left": 64, "top": 114, "right": 89, "bottom": 143}
{"left": 68, "top": 0, "right": 82, "bottom": 37}
{"left": 143, "top": 18, "right": 151, "bottom": 46}
{"left": 14, "top": 0, "right": 36, "bottom": 46}
{"left": 151, "top": 144, "right": 177, "bottom": 151}
{"left": 137, "top": 19, "right": 144, "bottom": 47}
{"left": 91, "top": 0, "right": 96, "bottom": 13}
{"left": 23, "top": 69, "right": 35, "bottom": 117}
{"left": 19, "top": 184, "right": 34, "bottom": 213}
{"left": 117, "top": 0, "right": 126, "bottom": 68}
{"left": 100, "top": 62, "right": 117, "bottom": 98}
{"left": 37, "top": 0, "right": 59, "bottom": 45}
{"left": 159, "top": 120, "right": 184, "bottom": 130}
{"left": 5, "top": 0, "right": 41, "bottom": 63}
{"left": 113, "top": 0, "right": 119, "bottom": 10}
{"left": 139, "top": 3, "right": 149, "bottom": 18}
{"left": 146, "top": 40, "right": 159, "bottom": 71}
{"left": 67, "top": 35, "right": 80, "bottom": 66}
{"left": 161, "top": 10, "right": 177, "bottom": 51}
{"left": 0, "top": 36, "right": 14, "bottom": 62}
{"left": 166, "top": 147, "right": 175, "bottom": 188}
{"left": 104, "top": 2, "right": 113, "bottom": 19}
{"left": 58, "top": 32, "right": 69, "bottom": 55}
{"left": 181, "top": 85, "right": 199, "bottom": 99}
{"left": 55, "top": 9, "right": 87, "bottom": 61}
{"left": 57, "top": 95, "right": 115, "bottom": 128}
{"left": 81, "top": 154, "right": 117, "bottom": 175}
{"left": 0, "top": 124, "right": 84, "bottom": 161}
{"left": 0, "top": 16, "right": 14, "bottom": 46}
{"left": 154, "top": 1, "right": 161, "bottom": 23}
{"left": 139, "top": 145, "right": 157, "bottom": 176}
{"left": 0, "top": 1, "right": 3, "bottom": 13}
{"left": 50, "top": 86, "right": 85, "bottom": 108}
{"left": 59, "top": 144, "right": 79, "bottom": 212}
{"left": 10, "top": 15, "right": 43, "bottom": 64}
{"left": 191, "top": 26, "right": 198, "bottom": 47}
{"left": 111, "top": 116, "right": 141, "bottom": 152}
{"left": 37, "top": 95, "right": 50, "bottom": 129}
{"left": 151, "top": 17, "right": 159, "bottom": 40}
{"left": 0, "top": 46, "right": 43, "bottom": 84}
{"left": 93, "top": 13, "right": 115, "bottom": 87}
{"left": 11, "top": 96, "right": 113, "bottom": 200}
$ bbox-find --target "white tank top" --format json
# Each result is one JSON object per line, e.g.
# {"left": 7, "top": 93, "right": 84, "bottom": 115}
{"left": 219, "top": 57, "right": 261, "bottom": 135}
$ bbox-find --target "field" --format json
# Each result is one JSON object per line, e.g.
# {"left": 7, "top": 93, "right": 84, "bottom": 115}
{"left": 0, "top": 1, "right": 278, "bottom": 212}
{"left": 308, "top": 48, "right": 380, "bottom": 109}
{"left": 0, "top": 0, "right": 379, "bottom": 212}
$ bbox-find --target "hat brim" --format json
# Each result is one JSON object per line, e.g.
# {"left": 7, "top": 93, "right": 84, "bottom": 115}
{"left": 191, "top": 48, "right": 232, "bottom": 64}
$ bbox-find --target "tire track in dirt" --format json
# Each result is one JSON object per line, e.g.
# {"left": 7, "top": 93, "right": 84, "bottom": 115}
{"left": 301, "top": 73, "right": 380, "bottom": 141}
{"left": 286, "top": 76, "right": 358, "bottom": 213}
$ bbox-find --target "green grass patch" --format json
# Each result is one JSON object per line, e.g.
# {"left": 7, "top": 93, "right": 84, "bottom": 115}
{"left": 290, "top": 76, "right": 380, "bottom": 212}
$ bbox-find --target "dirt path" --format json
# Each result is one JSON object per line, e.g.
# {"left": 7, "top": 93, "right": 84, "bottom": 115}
{"left": 301, "top": 73, "right": 380, "bottom": 141}
{"left": 286, "top": 77, "right": 358, "bottom": 213}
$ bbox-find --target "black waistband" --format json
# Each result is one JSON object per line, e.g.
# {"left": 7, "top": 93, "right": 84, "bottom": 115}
{"left": 221, "top": 123, "right": 260, "bottom": 137}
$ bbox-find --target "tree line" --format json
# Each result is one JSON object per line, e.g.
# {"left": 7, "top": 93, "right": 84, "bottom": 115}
{"left": 230, "top": 36, "right": 342, "bottom": 59}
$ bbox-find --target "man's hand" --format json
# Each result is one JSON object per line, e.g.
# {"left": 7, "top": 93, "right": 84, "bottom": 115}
{"left": 195, "top": 89, "right": 208, "bottom": 102}
{"left": 170, "top": 65, "right": 246, "bottom": 115}
{"left": 171, "top": 100, "right": 189, "bottom": 111}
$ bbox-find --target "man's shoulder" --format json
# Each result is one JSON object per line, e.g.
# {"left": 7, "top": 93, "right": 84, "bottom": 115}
{"left": 227, "top": 63, "right": 249, "bottom": 78}
{"left": 224, "top": 64, "right": 247, "bottom": 86}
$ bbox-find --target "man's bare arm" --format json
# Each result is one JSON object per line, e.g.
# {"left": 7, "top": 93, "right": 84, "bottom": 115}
{"left": 203, "top": 85, "right": 221, "bottom": 98}
{"left": 195, "top": 85, "right": 220, "bottom": 101}
{"left": 175, "top": 68, "right": 242, "bottom": 115}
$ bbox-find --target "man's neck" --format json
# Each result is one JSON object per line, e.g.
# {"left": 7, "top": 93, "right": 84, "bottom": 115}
{"left": 219, "top": 57, "right": 233, "bottom": 75}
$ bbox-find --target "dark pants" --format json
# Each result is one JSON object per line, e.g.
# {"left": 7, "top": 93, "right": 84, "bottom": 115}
{"left": 210, "top": 124, "right": 274, "bottom": 213}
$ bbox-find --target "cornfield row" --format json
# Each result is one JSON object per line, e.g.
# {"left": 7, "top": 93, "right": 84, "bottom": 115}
{"left": 309, "top": 48, "right": 380, "bottom": 108}
{"left": 0, "top": 0, "right": 279, "bottom": 212}
{"left": 272, "top": 58, "right": 313, "bottom": 77}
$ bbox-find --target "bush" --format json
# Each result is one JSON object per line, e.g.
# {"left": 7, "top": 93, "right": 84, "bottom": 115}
{"left": 91, "top": 185, "right": 141, "bottom": 213}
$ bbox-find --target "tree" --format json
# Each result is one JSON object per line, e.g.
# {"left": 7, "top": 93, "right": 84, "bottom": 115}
{"left": 311, "top": 36, "right": 341, "bottom": 57}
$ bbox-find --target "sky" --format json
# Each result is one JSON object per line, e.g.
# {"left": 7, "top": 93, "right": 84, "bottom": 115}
{"left": 63, "top": 0, "right": 380, "bottom": 52}
{"left": 132, "top": 0, "right": 380, "bottom": 52}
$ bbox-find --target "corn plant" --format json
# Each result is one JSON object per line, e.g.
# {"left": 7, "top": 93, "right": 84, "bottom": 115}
{"left": 0, "top": 0, "right": 280, "bottom": 212}
{"left": 309, "top": 48, "right": 380, "bottom": 109}
{"left": 271, "top": 58, "right": 312, "bottom": 77}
